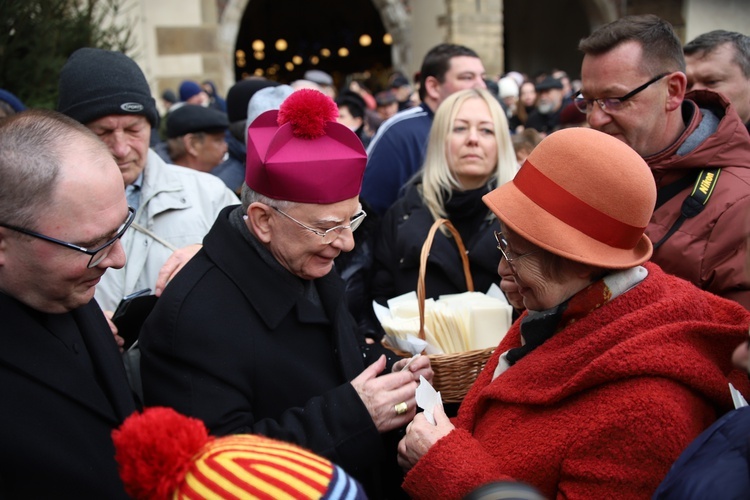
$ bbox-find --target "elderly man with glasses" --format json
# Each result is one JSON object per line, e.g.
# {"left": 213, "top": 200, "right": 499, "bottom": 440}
{"left": 139, "top": 90, "right": 432, "bottom": 499}
{"left": 0, "top": 110, "right": 138, "bottom": 497}
{"left": 566, "top": 14, "right": 750, "bottom": 311}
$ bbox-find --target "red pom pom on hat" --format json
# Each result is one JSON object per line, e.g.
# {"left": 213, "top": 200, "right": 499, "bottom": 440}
{"left": 277, "top": 88, "right": 338, "bottom": 139}
{"left": 112, "top": 407, "right": 213, "bottom": 500}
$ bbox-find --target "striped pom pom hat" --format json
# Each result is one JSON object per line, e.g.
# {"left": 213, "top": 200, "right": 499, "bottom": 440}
{"left": 483, "top": 127, "right": 656, "bottom": 269}
{"left": 112, "top": 407, "right": 367, "bottom": 500}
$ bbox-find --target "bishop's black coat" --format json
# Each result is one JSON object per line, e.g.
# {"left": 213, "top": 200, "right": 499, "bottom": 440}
{"left": 140, "top": 205, "right": 403, "bottom": 497}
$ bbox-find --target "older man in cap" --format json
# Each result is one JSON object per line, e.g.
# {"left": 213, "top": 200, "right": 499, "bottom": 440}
{"left": 0, "top": 110, "right": 137, "bottom": 497}
{"left": 57, "top": 48, "right": 238, "bottom": 312}
{"left": 165, "top": 104, "right": 229, "bottom": 173}
{"left": 525, "top": 75, "right": 570, "bottom": 135}
{"left": 139, "top": 89, "right": 432, "bottom": 498}
{"left": 304, "top": 69, "right": 336, "bottom": 98}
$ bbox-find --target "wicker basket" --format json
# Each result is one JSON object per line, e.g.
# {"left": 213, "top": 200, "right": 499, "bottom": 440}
{"left": 386, "top": 218, "right": 495, "bottom": 403}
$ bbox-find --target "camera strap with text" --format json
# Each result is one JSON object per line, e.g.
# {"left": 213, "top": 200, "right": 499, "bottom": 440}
{"left": 653, "top": 168, "right": 721, "bottom": 249}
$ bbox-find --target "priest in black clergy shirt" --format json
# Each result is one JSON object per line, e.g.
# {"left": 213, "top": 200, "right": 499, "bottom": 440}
{"left": 0, "top": 109, "right": 137, "bottom": 498}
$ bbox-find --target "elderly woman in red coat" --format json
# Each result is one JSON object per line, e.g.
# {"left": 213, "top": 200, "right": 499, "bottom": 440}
{"left": 397, "top": 127, "right": 750, "bottom": 499}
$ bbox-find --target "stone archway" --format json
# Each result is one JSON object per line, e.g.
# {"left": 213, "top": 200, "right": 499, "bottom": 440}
{"left": 218, "top": 0, "right": 412, "bottom": 86}
{"left": 369, "top": 0, "right": 412, "bottom": 74}
{"left": 217, "top": 0, "right": 246, "bottom": 88}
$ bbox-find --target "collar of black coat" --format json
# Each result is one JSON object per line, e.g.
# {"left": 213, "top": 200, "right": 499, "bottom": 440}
{"left": 202, "top": 205, "right": 344, "bottom": 331}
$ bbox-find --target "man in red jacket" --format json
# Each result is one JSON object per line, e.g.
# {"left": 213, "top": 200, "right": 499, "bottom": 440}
{"left": 573, "top": 15, "right": 750, "bottom": 310}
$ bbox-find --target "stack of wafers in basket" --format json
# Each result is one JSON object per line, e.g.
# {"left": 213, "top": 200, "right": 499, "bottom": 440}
{"left": 377, "top": 218, "right": 513, "bottom": 402}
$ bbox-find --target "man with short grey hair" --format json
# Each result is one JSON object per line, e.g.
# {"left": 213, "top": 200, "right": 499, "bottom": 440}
{"left": 684, "top": 29, "right": 750, "bottom": 133}
{"left": 0, "top": 109, "right": 137, "bottom": 497}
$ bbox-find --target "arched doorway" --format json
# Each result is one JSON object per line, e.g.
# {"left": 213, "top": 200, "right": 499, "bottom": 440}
{"left": 502, "top": 0, "right": 593, "bottom": 81}
{"left": 221, "top": 0, "right": 402, "bottom": 92}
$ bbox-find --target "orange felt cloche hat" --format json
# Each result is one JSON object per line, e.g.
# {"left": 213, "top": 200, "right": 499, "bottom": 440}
{"left": 483, "top": 127, "right": 656, "bottom": 269}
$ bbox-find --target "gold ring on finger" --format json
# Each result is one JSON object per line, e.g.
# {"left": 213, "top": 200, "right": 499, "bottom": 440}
{"left": 394, "top": 401, "right": 408, "bottom": 415}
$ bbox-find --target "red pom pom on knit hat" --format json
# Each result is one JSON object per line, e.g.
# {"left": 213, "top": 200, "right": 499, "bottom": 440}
{"left": 112, "top": 407, "right": 213, "bottom": 500}
{"left": 277, "top": 88, "right": 339, "bottom": 139}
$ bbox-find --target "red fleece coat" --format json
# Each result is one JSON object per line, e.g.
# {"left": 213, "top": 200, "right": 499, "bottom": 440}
{"left": 403, "top": 263, "right": 750, "bottom": 499}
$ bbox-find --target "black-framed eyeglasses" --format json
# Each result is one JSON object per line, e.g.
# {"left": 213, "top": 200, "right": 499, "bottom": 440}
{"left": 272, "top": 206, "right": 367, "bottom": 245}
{"left": 0, "top": 206, "right": 135, "bottom": 268}
{"left": 494, "top": 230, "right": 538, "bottom": 271}
{"left": 573, "top": 73, "right": 668, "bottom": 114}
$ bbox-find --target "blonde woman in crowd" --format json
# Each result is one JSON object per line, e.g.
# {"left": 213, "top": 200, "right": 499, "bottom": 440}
{"left": 369, "top": 88, "right": 517, "bottom": 329}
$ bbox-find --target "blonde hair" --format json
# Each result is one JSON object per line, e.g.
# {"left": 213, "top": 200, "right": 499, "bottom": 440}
{"left": 421, "top": 88, "right": 516, "bottom": 221}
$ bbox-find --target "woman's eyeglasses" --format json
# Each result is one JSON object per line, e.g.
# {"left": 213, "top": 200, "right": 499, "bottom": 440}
{"left": 494, "top": 230, "right": 538, "bottom": 272}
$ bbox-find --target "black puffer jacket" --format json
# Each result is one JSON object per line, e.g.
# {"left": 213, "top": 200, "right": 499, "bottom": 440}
{"left": 370, "top": 182, "right": 502, "bottom": 316}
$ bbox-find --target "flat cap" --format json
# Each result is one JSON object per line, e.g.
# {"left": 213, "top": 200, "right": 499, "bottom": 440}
{"left": 375, "top": 90, "right": 397, "bottom": 106}
{"left": 166, "top": 104, "right": 229, "bottom": 138}
{"left": 390, "top": 74, "right": 410, "bottom": 89}
{"left": 303, "top": 69, "right": 333, "bottom": 86}
{"left": 535, "top": 76, "right": 563, "bottom": 91}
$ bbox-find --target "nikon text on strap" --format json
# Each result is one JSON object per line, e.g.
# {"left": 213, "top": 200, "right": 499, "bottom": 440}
{"left": 653, "top": 168, "right": 721, "bottom": 249}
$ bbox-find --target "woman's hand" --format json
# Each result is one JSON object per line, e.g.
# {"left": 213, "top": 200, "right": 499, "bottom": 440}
{"left": 397, "top": 402, "right": 454, "bottom": 470}
{"left": 392, "top": 354, "right": 434, "bottom": 384}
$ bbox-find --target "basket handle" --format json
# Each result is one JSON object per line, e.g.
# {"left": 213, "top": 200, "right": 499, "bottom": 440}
{"left": 417, "top": 218, "right": 474, "bottom": 340}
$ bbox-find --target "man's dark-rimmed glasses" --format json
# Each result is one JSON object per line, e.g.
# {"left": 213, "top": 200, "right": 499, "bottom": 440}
{"left": 0, "top": 206, "right": 135, "bottom": 268}
{"left": 573, "top": 73, "right": 668, "bottom": 114}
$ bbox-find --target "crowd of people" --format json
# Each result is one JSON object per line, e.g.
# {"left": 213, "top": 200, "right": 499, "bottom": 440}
{"left": 1, "top": 13, "right": 750, "bottom": 500}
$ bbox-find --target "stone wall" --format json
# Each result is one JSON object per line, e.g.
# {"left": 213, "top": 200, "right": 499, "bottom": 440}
{"left": 125, "top": 0, "right": 748, "bottom": 112}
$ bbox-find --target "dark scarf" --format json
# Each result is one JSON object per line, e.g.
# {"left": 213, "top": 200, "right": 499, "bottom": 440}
{"left": 444, "top": 184, "right": 493, "bottom": 244}
{"left": 229, "top": 206, "right": 323, "bottom": 308}
{"left": 505, "top": 275, "right": 617, "bottom": 366}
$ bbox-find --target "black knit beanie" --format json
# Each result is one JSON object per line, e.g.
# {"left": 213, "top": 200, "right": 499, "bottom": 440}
{"left": 57, "top": 47, "right": 159, "bottom": 128}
